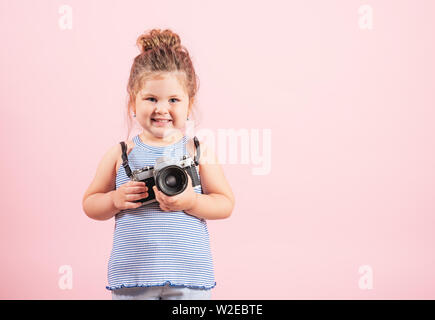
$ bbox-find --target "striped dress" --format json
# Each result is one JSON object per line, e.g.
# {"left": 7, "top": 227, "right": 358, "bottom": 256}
{"left": 106, "top": 134, "right": 216, "bottom": 291}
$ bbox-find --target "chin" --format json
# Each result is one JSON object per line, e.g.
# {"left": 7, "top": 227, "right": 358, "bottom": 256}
{"left": 152, "top": 127, "right": 181, "bottom": 138}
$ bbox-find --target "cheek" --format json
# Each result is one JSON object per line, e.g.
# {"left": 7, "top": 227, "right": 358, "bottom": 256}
{"left": 172, "top": 118, "right": 185, "bottom": 127}
{"left": 174, "top": 110, "right": 188, "bottom": 121}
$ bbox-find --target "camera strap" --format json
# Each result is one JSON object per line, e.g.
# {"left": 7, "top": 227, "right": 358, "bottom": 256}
{"left": 119, "top": 136, "right": 201, "bottom": 178}
{"left": 119, "top": 141, "right": 133, "bottom": 178}
{"left": 193, "top": 136, "right": 200, "bottom": 166}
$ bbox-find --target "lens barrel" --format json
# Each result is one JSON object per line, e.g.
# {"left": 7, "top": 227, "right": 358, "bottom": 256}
{"left": 155, "top": 165, "right": 188, "bottom": 196}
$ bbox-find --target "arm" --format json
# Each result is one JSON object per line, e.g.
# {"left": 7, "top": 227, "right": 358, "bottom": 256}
{"left": 184, "top": 193, "right": 233, "bottom": 220}
{"left": 82, "top": 144, "right": 120, "bottom": 221}
{"left": 83, "top": 191, "right": 120, "bottom": 221}
{"left": 184, "top": 140, "right": 235, "bottom": 220}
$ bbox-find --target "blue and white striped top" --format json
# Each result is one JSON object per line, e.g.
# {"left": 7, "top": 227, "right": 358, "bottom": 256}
{"left": 106, "top": 134, "right": 216, "bottom": 291}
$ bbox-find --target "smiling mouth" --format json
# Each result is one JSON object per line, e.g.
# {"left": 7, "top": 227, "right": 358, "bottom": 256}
{"left": 151, "top": 118, "right": 172, "bottom": 123}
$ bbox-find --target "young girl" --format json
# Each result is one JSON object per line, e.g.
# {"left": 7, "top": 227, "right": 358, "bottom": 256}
{"left": 82, "top": 29, "right": 235, "bottom": 300}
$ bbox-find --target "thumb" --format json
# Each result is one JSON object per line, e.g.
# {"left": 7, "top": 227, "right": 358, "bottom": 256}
{"left": 187, "top": 173, "right": 192, "bottom": 186}
{"left": 153, "top": 185, "right": 160, "bottom": 196}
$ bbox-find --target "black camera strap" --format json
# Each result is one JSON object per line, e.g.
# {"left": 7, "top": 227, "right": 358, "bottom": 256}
{"left": 193, "top": 136, "right": 200, "bottom": 166}
{"left": 119, "top": 141, "right": 133, "bottom": 178}
{"left": 119, "top": 136, "right": 201, "bottom": 177}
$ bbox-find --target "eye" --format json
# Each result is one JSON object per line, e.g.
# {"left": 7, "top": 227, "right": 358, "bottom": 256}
{"left": 143, "top": 97, "right": 179, "bottom": 103}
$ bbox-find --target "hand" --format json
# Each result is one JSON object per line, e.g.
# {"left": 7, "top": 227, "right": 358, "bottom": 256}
{"left": 111, "top": 180, "right": 149, "bottom": 210}
{"left": 153, "top": 174, "right": 198, "bottom": 212}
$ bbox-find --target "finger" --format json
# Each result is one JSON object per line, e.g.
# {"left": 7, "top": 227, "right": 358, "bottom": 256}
{"left": 159, "top": 203, "right": 170, "bottom": 212}
{"left": 154, "top": 186, "right": 177, "bottom": 205}
{"left": 128, "top": 180, "right": 146, "bottom": 187}
{"left": 153, "top": 186, "right": 164, "bottom": 203}
{"left": 126, "top": 201, "right": 143, "bottom": 209}
{"left": 168, "top": 192, "right": 179, "bottom": 202}
{"left": 123, "top": 181, "right": 146, "bottom": 189}
{"left": 127, "top": 185, "right": 148, "bottom": 194}
{"left": 187, "top": 174, "right": 192, "bottom": 186}
{"left": 127, "top": 192, "right": 149, "bottom": 201}
{"left": 163, "top": 195, "right": 175, "bottom": 204}
{"left": 156, "top": 187, "right": 172, "bottom": 203}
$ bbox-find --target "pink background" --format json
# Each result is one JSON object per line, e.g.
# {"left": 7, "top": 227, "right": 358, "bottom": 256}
{"left": 1, "top": 0, "right": 434, "bottom": 299}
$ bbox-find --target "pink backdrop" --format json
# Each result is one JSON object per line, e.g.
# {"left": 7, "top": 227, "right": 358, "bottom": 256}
{"left": 1, "top": 0, "right": 434, "bottom": 299}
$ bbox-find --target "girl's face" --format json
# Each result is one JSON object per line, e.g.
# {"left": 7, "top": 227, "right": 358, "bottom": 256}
{"left": 134, "top": 72, "right": 191, "bottom": 143}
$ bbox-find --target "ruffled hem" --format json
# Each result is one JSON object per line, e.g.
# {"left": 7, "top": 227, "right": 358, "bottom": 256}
{"left": 106, "top": 280, "right": 216, "bottom": 291}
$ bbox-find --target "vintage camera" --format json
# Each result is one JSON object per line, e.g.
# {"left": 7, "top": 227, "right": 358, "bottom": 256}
{"left": 119, "top": 137, "right": 201, "bottom": 206}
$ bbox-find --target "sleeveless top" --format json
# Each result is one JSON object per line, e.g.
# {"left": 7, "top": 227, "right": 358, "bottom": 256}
{"left": 106, "top": 134, "right": 216, "bottom": 290}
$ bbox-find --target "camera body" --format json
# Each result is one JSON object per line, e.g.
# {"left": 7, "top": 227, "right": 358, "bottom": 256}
{"left": 130, "top": 154, "right": 201, "bottom": 205}
{"left": 119, "top": 136, "right": 202, "bottom": 206}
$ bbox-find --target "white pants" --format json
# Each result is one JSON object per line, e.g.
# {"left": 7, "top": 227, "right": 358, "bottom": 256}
{"left": 111, "top": 283, "right": 212, "bottom": 300}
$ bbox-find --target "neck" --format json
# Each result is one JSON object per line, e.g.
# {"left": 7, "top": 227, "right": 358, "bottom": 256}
{"left": 140, "top": 130, "right": 184, "bottom": 146}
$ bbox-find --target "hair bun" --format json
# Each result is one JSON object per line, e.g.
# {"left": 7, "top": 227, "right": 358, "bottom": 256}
{"left": 136, "top": 28, "right": 181, "bottom": 53}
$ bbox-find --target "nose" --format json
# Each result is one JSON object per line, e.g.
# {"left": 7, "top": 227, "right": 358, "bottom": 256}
{"left": 154, "top": 102, "right": 170, "bottom": 114}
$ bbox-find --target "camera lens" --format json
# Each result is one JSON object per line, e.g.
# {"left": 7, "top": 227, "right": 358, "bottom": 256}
{"left": 156, "top": 165, "right": 188, "bottom": 196}
{"left": 165, "top": 175, "right": 178, "bottom": 187}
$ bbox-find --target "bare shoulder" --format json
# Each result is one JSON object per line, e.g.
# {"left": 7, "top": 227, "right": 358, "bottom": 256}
{"left": 82, "top": 139, "right": 137, "bottom": 202}
{"left": 186, "top": 137, "right": 218, "bottom": 168}
{"left": 82, "top": 141, "right": 121, "bottom": 201}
